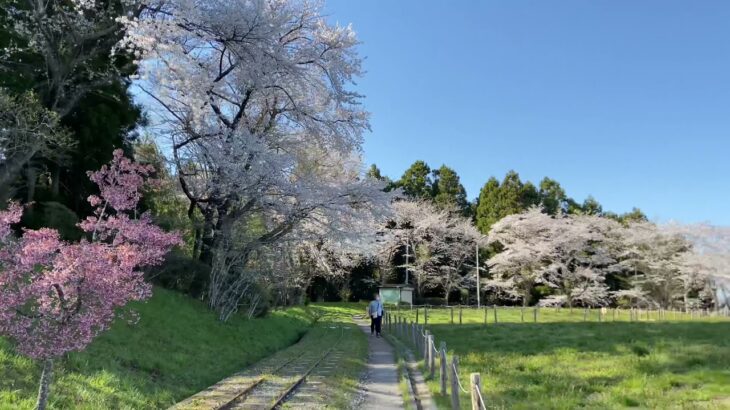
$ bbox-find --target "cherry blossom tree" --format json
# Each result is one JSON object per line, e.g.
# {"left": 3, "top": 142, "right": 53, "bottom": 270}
{"left": 117, "top": 0, "right": 392, "bottom": 319}
{"left": 380, "top": 200, "right": 484, "bottom": 303}
{"left": 487, "top": 208, "right": 622, "bottom": 308}
{"left": 540, "top": 215, "right": 623, "bottom": 308}
{"left": 0, "top": 150, "right": 180, "bottom": 410}
{"left": 486, "top": 208, "right": 556, "bottom": 306}
{"left": 617, "top": 222, "right": 693, "bottom": 309}
{"left": 661, "top": 223, "right": 730, "bottom": 310}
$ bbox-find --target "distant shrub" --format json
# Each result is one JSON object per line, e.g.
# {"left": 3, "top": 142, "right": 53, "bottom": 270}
{"left": 149, "top": 251, "right": 210, "bottom": 298}
{"left": 22, "top": 201, "right": 82, "bottom": 240}
{"left": 418, "top": 297, "right": 448, "bottom": 306}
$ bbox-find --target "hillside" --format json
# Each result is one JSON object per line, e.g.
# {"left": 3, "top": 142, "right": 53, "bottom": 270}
{"left": 0, "top": 289, "right": 314, "bottom": 409}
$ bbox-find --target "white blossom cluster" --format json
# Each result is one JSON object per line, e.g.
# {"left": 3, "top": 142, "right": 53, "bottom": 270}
{"left": 378, "top": 200, "right": 485, "bottom": 303}
{"left": 485, "top": 207, "right": 730, "bottom": 309}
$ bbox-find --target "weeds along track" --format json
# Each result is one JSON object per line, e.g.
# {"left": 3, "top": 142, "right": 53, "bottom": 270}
{"left": 221, "top": 325, "right": 345, "bottom": 410}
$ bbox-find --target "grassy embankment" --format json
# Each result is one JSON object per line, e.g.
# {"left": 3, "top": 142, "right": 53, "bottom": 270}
{"left": 0, "top": 288, "right": 315, "bottom": 409}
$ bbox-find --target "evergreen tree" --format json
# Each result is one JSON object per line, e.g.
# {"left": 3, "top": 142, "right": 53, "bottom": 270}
{"left": 520, "top": 181, "right": 540, "bottom": 209}
{"left": 581, "top": 196, "right": 603, "bottom": 216}
{"left": 398, "top": 160, "right": 434, "bottom": 199}
{"left": 621, "top": 207, "right": 648, "bottom": 223}
{"left": 432, "top": 165, "right": 469, "bottom": 215}
{"left": 476, "top": 177, "right": 501, "bottom": 233}
{"left": 366, "top": 164, "right": 396, "bottom": 192}
{"left": 539, "top": 177, "right": 567, "bottom": 215}
{"left": 366, "top": 164, "right": 384, "bottom": 180}
{"left": 498, "top": 170, "right": 527, "bottom": 216}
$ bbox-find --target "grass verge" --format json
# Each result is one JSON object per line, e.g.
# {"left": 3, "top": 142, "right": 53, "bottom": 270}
{"left": 302, "top": 303, "right": 369, "bottom": 408}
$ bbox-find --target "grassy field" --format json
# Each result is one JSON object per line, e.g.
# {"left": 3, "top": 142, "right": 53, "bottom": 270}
{"left": 391, "top": 305, "right": 729, "bottom": 324}
{"left": 0, "top": 288, "right": 315, "bottom": 409}
{"left": 389, "top": 308, "right": 730, "bottom": 409}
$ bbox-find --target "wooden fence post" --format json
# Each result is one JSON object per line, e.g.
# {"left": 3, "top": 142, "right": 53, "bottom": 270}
{"left": 412, "top": 322, "right": 417, "bottom": 347}
{"left": 459, "top": 306, "right": 463, "bottom": 325}
{"left": 450, "top": 306, "right": 454, "bottom": 324}
{"left": 416, "top": 308, "right": 419, "bottom": 324}
{"left": 484, "top": 306, "right": 487, "bottom": 325}
{"left": 450, "top": 356, "right": 460, "bottom": 410}
{"left": 493, "top": 305, "right": 498, "bottom": 323}
{"left": 470, "top": 373, "right": 483, "bottom": 410}
{"left": 533, "top": 307, "right": 538, "bottom": 323}
{"left": 425, "top": 306, "right": 429, "bottom": 325}
{"left": 423, "top": 330, "right": 430, "bottom": 360}
{"left": 520, "top": 307, "right": 524, "bottom": 323}
{"left": 439, "top": 342, "right": 447, "bottom": 395}
{"left": 583, "top": 308, "right": 588, "bottom": 321}
{"left": 428, "top": 334, "right": 435, "bottom": 379}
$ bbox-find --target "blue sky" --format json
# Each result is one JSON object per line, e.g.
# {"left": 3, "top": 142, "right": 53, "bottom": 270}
{"left": 324, "top": 0, "right": 730, "bottom": 225}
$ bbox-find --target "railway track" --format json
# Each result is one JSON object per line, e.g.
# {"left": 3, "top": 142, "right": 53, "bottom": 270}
{"left": 220, "top": 326, "right": 345, "bottom": 410}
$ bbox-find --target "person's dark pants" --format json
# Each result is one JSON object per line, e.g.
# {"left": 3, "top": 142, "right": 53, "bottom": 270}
{"left": 370, "top": 315, "right": 383, "bottom": 335}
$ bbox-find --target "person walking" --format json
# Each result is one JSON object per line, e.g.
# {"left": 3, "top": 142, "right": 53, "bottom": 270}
{"left": 367, "top": 293, "right": 384, "bottom": 337}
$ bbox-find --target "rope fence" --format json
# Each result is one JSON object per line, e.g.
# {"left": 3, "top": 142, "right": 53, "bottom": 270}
{"left": 385, "top": 311, "right": 487, "bottom": 410}
{"left": 386, "top": 304, "right": 730, "bottom": 327}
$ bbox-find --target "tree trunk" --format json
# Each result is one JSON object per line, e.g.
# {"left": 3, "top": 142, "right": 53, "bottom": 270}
{"left": 36, "top": 358, "right": 53, "bottom": 410}
{"left": 50, "top": 164, "right": 61, "bottom": 198}
{"left": 192, "top": 227, "right": 202, "bottom": 260}
{"left": 26, "top": 165, "right": 37, "bottom": 203}
{"left": 0, "top": 149, "right": 37, "bottom": 196}
{"left": 198, "top": 210, "right": 217, "bottom": 265}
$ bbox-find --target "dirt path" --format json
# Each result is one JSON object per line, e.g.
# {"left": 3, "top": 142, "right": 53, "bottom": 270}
{"left": 353, "top": 320, "right": 404, "bottom": 410}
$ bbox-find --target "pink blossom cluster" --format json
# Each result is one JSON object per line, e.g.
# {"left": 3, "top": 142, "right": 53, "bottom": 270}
{"left": 0, "top": 151, "right": 181, "bottom": 359}
{"left": 86, "top": 149, "right": 156, "bottom": 212}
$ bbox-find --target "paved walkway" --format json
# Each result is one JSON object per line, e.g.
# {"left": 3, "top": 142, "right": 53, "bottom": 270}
{"left": 355, "top": 320, "right": 404, "bottom": 410}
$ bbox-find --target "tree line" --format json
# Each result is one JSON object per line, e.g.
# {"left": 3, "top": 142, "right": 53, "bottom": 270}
{"left": 367, "top": 160, "right": 649, "bottom": 233}
{"left": 364, "top": 162, "right": 728, "bottom": 310}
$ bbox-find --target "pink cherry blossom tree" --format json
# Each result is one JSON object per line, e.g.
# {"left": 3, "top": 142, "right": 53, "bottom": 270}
{"left": 0, "top": 150, "right": 181, "bottom": 410}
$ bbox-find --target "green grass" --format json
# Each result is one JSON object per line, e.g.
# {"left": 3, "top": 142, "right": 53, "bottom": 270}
{"left": 302, "top": 303, "right": 370, "bottom": 408}
{"left": 392, "top": 305, "right": 729, "bottom": 325}
{"left": 385, "top": 333, "right": 416, "bottom": 410}
{"left": 389, "top": 311, "right": 730, "bottom": 409}
{"left": 0, "top": 288, "right": 315, "bottom": 409}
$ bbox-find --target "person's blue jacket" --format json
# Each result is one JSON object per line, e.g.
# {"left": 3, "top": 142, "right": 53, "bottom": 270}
{"left": 368, "top": 299, "right": 384, "bottom": 317}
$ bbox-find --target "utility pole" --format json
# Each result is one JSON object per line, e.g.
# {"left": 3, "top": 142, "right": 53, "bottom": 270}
{"left": 476, "top": 242, "right": 480, "bottom": 308}
{"left": 404, "top": 240, "right": 410, "bottom": 285}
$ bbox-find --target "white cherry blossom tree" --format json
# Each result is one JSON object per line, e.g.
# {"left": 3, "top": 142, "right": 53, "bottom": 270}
{"left": 118, "top": 0, "right": 393, "bottom": 319}
{"left": 379, "top": 200, "right": 484, "bottom": 303}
